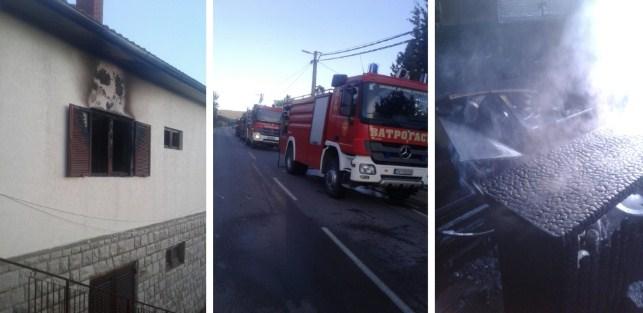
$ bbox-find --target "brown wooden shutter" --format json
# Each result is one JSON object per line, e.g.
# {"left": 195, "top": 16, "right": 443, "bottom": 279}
{"left": 67, "top": 104, "right": 91, "bottom": 177}
{"left": 134, "top": 122, "right": 151, "bottom": 177}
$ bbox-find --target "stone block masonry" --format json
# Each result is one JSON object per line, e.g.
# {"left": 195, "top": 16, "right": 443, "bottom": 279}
{"left": 0, "top": 212, "right": 205, "bottom": 313}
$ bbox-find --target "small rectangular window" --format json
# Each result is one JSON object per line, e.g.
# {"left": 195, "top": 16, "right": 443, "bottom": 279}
{"left": 164, "top": 127, "right": 182, "bottom": 150}
{"left": 164, "top": 130, "right": 171, "bottom": 146}
{"left": 166, "top": 242, "right": 185, "bottom": 271}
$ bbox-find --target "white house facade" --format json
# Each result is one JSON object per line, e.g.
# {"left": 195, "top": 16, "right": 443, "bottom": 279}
{"left": 0, "top": 0, "right": 206, "bottom": 312}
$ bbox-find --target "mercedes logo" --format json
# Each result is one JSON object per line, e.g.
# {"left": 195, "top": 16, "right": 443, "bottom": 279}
{"left": 399, "top": 145, "right": 412, "bottom": 159}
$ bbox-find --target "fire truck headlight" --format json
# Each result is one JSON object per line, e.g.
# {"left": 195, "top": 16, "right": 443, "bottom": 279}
{"left": 359, "top": 164, "right": 376, "bottom": 175}
{"left": 253, "top": 132, "right": 261, "bottom": 140}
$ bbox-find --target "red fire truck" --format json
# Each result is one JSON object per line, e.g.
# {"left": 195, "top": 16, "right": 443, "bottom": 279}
{"left": 245, "top": 104, "right": 283, "bottom": 147}
{"left": 235, "top": 112, "right": 247, "bottom": 138}
{"left": 279, "top": 71, "right": 427, "bottom": 200}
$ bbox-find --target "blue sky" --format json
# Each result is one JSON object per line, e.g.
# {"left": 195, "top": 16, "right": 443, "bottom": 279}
{"left": 213, "top": 0, "right": 421, "bottom": 111}
{"left": 68, "top": 0, "right": 206, "bottom": 84}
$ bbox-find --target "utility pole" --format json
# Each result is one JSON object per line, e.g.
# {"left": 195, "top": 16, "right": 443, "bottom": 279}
{"left": 302, "top": 49, "right": 320, "bottom": 95}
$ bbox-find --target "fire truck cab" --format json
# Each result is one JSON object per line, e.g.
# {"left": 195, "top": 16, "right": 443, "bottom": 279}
{"left": 280, "top": 71, "right": 428, "bottom": 200}
{"left": 245, "top": 105, "right": 282, "bottom": 147}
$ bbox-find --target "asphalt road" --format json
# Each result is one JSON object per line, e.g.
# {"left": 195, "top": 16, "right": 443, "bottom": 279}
{"left": 214, "top": 126, "right": 428, "bottom": 313}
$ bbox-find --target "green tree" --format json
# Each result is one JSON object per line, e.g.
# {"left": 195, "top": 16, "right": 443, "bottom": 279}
{"left": 214, "top": 92, "right": 227, "bottom": 127}
{"left": 391, "top": 1, "right": 428, "bottom": 81}
{"left": 273, "top": 94, "right": 293, "bottom": 107}
{"left": 213, "top": 92, "right": 219, "bottom": 118}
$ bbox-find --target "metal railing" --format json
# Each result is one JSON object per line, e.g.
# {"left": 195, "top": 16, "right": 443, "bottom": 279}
{"left": 0, "top": 258, "right": 173, "bottom": 313}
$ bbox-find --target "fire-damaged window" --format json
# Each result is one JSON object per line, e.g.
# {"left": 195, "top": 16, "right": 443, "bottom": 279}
{"left": 91, "top": 113, "right": 133, "bottom": 175}
{"left": 67, "top": 104, "right": 151, "bottom": 177}
{"left": 164, "top": 127, "right": 182, "bottom": 150}
{"left": 166, "top": 242, "right": 185, "bottom": 271}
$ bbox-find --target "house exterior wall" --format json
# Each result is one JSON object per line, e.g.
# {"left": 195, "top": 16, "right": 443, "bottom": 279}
{"left": 0, "top": 11, "right": 205, "bottom": 258}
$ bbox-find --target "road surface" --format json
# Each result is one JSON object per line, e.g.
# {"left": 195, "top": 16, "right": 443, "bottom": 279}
{"left": 214, "top": 126, "right": 428, "bottom": 313}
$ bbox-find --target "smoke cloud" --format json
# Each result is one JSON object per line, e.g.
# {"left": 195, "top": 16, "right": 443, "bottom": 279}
{"left": 540, "top": 0, "right": 643, "bottom": 133}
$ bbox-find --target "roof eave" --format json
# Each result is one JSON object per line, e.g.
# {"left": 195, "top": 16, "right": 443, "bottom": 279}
{"left": 1, "top": 0, "right": 206, "bottom": 105}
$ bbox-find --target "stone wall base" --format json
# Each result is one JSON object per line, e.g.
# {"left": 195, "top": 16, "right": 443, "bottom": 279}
{"left": 0, "top": 212, "right": 206, "bottom": 313}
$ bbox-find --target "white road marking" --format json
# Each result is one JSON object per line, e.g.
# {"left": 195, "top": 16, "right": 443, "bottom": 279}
{"left": 412, "top": 209, "right": 427, "bottom": 218}
{"left": 321, "top": 227, "right": 415, "bottom": 313}
{"left": 248, "top": 151, "right": 256, "bottom": 160}
{"left": 251, "top": 162, "right": 265, "bottom": 179}
{"left": 272, "top": 177, "right": 298, "bottom": 201}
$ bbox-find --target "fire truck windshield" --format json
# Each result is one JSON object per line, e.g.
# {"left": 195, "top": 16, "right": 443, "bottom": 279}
{"left": 361, "top": 82, "right": 427, "bottom": 130}
{"left": 254, "top": 109, "right": 281, "bottom": 123}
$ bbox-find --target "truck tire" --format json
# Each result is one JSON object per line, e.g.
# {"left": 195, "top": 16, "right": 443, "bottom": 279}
{"left": 324, "top": 157, "right": 345, "bottom": 198}
{"left": 285, "top": 145, "right": 307, "bottom": 175}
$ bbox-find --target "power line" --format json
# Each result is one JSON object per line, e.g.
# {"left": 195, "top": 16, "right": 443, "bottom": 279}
{"left": 302, "top": 31, "right": 413, "bottom": 94}
{"left": 281, "top": 63, "right": 310, "bottom": 95}
{"left": 0, "top": 192, "right": 201, "bottom": 224}
{"left": 1, "top": 194, "right": 115, "bottom": 232}
{"left": 319, "top": 40, "right": 411, "bottom": 62}
{"left": 0, "top": 192, "right": 154, "bottom": 223}
{"left": 0, "top": 192, "right": 205, "bottom": 234}
{"left": 318, "top": 61, "right": 338, "bottom": 74}
{"left": 322, "top": 31, "right": 413, "bottom": 56}
{"left": 275, "top": 62, "right": 311, "bottom": 90}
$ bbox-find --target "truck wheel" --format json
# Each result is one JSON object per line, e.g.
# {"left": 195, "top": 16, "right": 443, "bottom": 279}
{"left": 324, "top": 157, "right": 345, "bottom": 198}
{"left": 285, "top": 145, "right": 306, "bottom": 175}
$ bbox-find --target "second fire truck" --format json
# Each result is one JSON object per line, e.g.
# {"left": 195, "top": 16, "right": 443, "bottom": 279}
{"left": 244, "top": 104, "right": 282, "bottom": 147}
